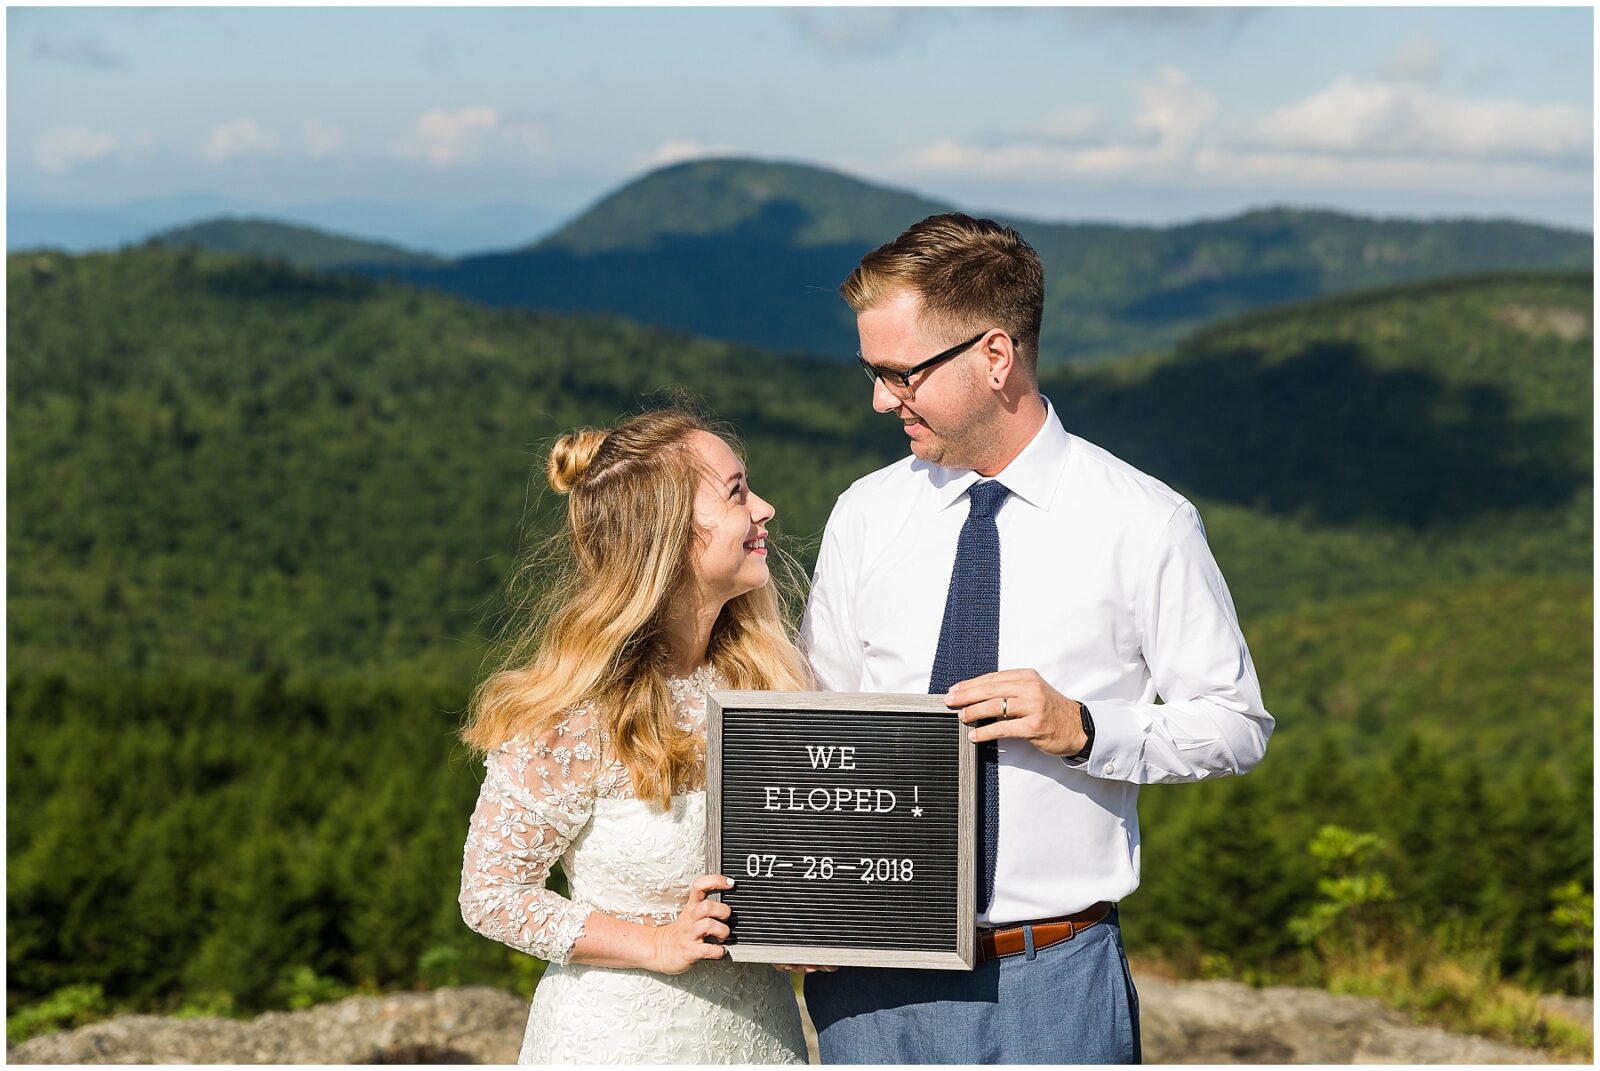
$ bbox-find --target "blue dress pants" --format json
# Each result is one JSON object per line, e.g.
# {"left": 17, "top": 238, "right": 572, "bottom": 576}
{"left": 803, "top": 909, "right": 1141, "bottom": 1064}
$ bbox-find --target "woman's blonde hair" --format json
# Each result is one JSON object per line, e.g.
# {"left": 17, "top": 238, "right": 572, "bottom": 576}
{"left": 462, "top": 407, "right": 812, "bottom": 807}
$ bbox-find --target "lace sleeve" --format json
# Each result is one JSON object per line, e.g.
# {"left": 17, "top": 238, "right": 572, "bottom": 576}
{"left": 459, "top": 708, "right": 605, "bottom": 965}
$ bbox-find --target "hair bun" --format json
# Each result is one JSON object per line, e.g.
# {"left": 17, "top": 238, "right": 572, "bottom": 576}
{"left": 548, "top": 428, "right": 608, "bottom": 493}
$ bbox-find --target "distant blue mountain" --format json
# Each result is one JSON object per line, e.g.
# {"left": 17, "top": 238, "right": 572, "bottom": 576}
{"left": 8, "top": 196, "right": 564, "bottom": 257}
{"left": 9, "top": 193, "right": 242, "bottom": 252}
{"left": 146, "top": 218, "right": 441, "bottom": 270}
{"left": 357, "top": 158, "right": 1594, "bottom": 366}
{"left": 24, "top": 157, "right": 1589, "bottom": 367}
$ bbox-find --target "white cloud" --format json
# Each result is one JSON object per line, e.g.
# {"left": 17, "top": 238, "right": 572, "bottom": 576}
{"left": 1379, "top": 35, "right": 1445, "bottom": 84}
{"left": 393, "top": 106, "right": 545, "bottom": 166}
{"left": 1035, "top": 106, "right": 1111, "bottom": 144}
{"left": 885, "top": 64, "right": 1591, "bottom": 202}
{"left": 634, "top": 138, "right": 737, "bottom": 171}
{"left": 304, "top": 119, "right": 344, "bottom": 159}
{"left": 120, "top": 130, "right": 157, "bottom": 162}
{"left": 1464, "top": 59, "right": 1508, "bottom": 88}
{"left": 202, "top": 118, "right": 279, "bottom": 163}
{"left": 33, "top": 34, "right": 127, "bottom": 70}
{"left": 497, "top": 113, "right": 546, "bottom": 158}
{"left": 1132, "top": 64, "right": 1217, "bottom": 154}
{"left": 1188, "top": 146, "right": 1588, "bottom": 198}
{"left": 34, "top": 127, "right": 118, "bottom": 174}
{"left": 418, "top": 34, "right": 452, "bottom": 71}
{"left": 897, "top": 65, "right": 1216, "bottom": 178}
{"left": 1246, "top": 76, "right": 1591, "bottom": 163}
{"left": 1052, "top": 7, "right": 1260, "bottom": 35}
{"left": 785, "top": 9, "right": 929, "bottom": 54}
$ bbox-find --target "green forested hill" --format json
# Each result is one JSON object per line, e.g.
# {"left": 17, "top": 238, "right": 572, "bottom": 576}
{"left": 356, "top": 157, "right": 1590, "bottom": 367}
{"left": 7, "top": 247, "right": 897, "bottom": 681}
{"left": 1046, "top": 271, "right": 1593, "bottom": 597}
{"left": 7, "top": 248, "right": 1592, "bottom": 1033}
{"left": 1246, "top": 575, "right": 1592, "bottom": 769}
{"left": 1134, "top": 572, "right": 1592, "bottom": 988}
{"left": 147, "top": 217, "right": 440, "bottom": 270}
{"left": 8, "top": 251, "right": 1590, "bottom": 677}
{"left": 535, "top": 157, "right": 950, "bottom": 255}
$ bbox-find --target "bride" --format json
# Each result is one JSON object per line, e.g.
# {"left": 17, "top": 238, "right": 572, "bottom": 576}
{"left": 458, "top": 407, "right": 812, "bottom": 1063}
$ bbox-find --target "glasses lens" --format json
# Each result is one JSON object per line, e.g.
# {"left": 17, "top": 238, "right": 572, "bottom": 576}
{"left": 859, "top": 360, "right": 910, "bottom": 396}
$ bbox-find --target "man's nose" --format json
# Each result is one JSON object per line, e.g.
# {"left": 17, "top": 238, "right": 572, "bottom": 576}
{"left": 871, "top": 376, "right": 901, "bottom": 413}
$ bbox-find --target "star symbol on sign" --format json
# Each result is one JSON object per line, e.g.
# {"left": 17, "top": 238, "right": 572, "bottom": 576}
{"left": 911, "top": 806, "right": 924, "bottom": 818}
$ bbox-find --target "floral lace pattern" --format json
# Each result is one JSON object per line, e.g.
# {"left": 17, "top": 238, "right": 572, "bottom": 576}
{"left": 460, "top": 666, "right": 806, "bottom": 1064}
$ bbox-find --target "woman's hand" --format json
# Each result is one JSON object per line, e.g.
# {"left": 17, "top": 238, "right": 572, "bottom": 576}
{"left": 650, "top": 874, "right": 734, "bottom": 975}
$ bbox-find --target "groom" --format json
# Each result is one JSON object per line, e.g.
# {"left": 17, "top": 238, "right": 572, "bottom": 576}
{"left": 799, "top": 213, "right": 1274, "bottom": 1063}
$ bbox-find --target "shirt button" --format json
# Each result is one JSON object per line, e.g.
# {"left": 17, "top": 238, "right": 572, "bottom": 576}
{"left": 1104, "top": 762, "right": 1115, "bottom": 775}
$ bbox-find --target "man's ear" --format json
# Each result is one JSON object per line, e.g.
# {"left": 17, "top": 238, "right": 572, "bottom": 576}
{"left": 983, "top": 331, "right": 1018, "bottom": 390}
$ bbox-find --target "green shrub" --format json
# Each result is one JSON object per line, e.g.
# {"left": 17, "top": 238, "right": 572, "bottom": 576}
{"left": 7, "top": 984, "right": 108, "bottom": 1045}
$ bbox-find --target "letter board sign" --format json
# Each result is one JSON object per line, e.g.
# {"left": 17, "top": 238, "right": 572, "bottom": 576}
{"left": 706, "top": 690, "right": 976, "bottom": 969}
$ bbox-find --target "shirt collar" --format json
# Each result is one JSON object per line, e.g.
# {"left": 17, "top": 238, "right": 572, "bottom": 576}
{"left": 919, "top": 398, "right": 1072, "bottom": 512}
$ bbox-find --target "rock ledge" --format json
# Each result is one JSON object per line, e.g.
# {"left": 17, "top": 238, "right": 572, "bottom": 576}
{"left": 12, "top": 979, "right": 1578, "bottom": 1064}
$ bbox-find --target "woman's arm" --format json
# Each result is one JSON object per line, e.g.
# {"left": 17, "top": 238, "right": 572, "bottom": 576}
{"left": 458, "top": 714, "right": 603, "bottom": 965}
{"left": 567, "top": 875, "right": 733, "bottom": 975}
{"left": 459, "top": 708, "right": 732, "bottom": 974}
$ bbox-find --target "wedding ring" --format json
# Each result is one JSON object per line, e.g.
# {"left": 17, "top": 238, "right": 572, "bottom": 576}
{"left": 1002, "top": 696, "right": 1009, "bottom": 718}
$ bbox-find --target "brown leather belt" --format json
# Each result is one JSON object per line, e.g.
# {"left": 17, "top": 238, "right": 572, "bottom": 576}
{"left": 976, "top": 902, "right": 1112, "bottom": 963}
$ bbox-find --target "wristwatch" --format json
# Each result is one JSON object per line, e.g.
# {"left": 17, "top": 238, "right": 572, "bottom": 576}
{"left": 1069, "top": 702, "right": 1095, "bottom": 761}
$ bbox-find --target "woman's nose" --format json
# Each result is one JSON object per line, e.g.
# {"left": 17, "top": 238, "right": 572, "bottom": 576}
{"left": 751, "top": 492, "right": 775, "bottom": 524}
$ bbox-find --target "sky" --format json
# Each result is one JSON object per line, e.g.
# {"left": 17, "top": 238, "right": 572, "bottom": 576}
{"left": 7, "top": 6, "right": 1595, "bottom": 253}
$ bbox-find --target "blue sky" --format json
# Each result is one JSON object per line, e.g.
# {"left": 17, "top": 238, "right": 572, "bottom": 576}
{"left": 8, "top": 6, "right": 1594, "bottom": 252}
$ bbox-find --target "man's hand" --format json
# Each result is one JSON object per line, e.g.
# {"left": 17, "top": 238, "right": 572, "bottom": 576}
{"left": 946, "top": 669, "right": 1088, "bottom": 757}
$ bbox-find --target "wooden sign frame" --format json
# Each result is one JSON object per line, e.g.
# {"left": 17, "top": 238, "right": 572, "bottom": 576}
{"left": 706, "top": 690, "right": 976, "bottom": 970}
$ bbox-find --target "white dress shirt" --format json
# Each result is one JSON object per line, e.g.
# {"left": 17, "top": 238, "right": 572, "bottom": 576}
{"left": 801, "top": 400, "right": 1273, "bottom": 926}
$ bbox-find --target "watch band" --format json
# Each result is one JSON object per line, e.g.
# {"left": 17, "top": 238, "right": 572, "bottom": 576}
{"left": 1070, "top": 702, "right": 1095, "bottom": 760}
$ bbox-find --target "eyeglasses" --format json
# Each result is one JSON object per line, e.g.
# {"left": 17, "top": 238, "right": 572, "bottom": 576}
{"left": 857, "top": 330, "right": 990, "bottom": 398}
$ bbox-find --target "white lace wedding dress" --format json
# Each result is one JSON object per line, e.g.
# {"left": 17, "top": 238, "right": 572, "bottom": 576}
{"left": 459, "top": 667, "right": 807, "bottom": 1064}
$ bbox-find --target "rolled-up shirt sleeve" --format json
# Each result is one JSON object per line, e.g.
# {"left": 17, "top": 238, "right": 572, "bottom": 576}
{"left": 801, "top": 502, "right": 865, "bottom": 693}
{"left": 1085, "top": 501, "right": 1273, "bottom": 784}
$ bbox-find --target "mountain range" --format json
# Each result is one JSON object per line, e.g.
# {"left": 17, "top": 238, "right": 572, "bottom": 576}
{"left": 149, "top": 219, "right": 441, "bottom": 271}
{"left": 9, "top": 244, "right": 1589, "bottom": 691}
{"left": 8, "top": 237, "right": 1590, "bottom": 1032}
{"left": 9, "top": 194, "right": 562, "bottom": 257}
{"left": 135, "top": 157, "right": 1593, "bottom": 367}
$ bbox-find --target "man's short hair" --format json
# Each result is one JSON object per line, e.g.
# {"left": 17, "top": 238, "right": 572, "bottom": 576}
{"left": 841, "top": 213, "right": 1045, "bottom": 374}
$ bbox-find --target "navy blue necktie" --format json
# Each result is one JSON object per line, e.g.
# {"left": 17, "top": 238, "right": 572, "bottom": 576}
{"left": 928, "top": 479, "right": 1010, "bottom": 913}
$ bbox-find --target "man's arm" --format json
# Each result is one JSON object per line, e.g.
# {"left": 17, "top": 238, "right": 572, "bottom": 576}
{"left": 952, "top": 501, "right": 1272, "bottom": 783}
{"left": 800, "top": 501, "right": 865, "bottom": 693}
